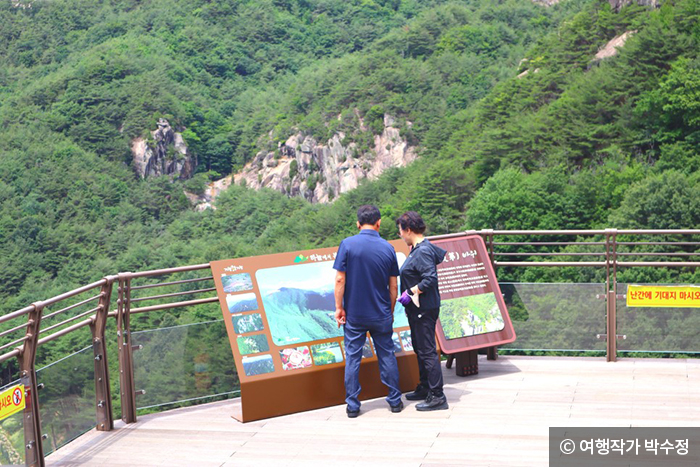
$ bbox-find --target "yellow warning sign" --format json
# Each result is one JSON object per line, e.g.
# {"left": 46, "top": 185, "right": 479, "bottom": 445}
{"left": 627, "top": 285, "right": 700, "bottom": 308}
{"left": 0, "top": 384, "right": 25, "bottom": 420}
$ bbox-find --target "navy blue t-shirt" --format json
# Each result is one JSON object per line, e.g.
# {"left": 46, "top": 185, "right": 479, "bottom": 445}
{"left": 333, "top": 229, "right": 400, "bottom": 323}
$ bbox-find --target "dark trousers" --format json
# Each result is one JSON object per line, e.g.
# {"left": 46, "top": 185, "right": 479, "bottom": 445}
{"left": 344, "top": 318, "right": 402, "bottom": 411}
{"left": 407, "top": 307, "right": 444, "bottom": 396}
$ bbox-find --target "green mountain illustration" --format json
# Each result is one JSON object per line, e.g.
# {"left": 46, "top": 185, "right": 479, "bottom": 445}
{"left": 262, "top": 287, "right": 342, "bottom": 346}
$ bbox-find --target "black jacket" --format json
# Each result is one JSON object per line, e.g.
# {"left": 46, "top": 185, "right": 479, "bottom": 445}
{"left": 399, "top": 239, "right": 447, "bottom": 311}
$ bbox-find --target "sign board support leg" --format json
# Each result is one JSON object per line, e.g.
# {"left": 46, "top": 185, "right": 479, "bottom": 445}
{"left": 486, "top": 347, "right": 498, "bottom": 360}
{"left": 454, "top": 350, "right": 479, "bottom": 377}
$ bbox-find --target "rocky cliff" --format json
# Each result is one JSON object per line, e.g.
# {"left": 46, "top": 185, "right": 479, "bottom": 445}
{"left": 238, "top": 115, "right": 415, "bottom": 203}
{"left": 131, "top": 118, "right": 196, "bottom": 179}
{"left": 194, "top": 115, "right": 416, "bottom": 209}
{"left": 592, "top": 31, "right": 636, "bottom": 63}
{"left": 608, "top": 0, "right": 659, "bottom": 11}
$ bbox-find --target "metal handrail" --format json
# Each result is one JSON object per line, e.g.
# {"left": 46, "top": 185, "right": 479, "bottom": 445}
{"left": 0, "top": 229, "right": 698, "bottom": 467}
{"left": 129, "top": 287, "right": 217, "bottom": 303}
{"left": 130, "top": 276, "right": 214, "bottom": 290}
{"left": 40, "top": 279, "right": 107, "bottom": 308}
{"left": 0, "top": 334, "right": 29, "bottom": 352}
{"left": 494, "top": 241, "right": 606, "bottom": 246}
{"left": 126, "top": 263, "right": 211, "bottom": 279}
{"left": 0, "top": 320, "right": 31, "bottom": 339}
{"left": 495, "top": 261, "right": 607, "bottom": 267}
{"left": 129, "top": 296, "right": 219, "bottom": 314}
{"left": 495, "top": 252, "right": 606, "bottom": 256}
{"left": 0, "top": 305, "right": 34, "bottom": 325}
{"left": 616, "top": 252, "right": 700, "bottom": 256}
{"left": 41, "top": 293, "right": 103, "bottom": 321}
{"left": 36, "top": 318, "right": 94, "bottom": 346}
{"left": 39, "top": 306, "right": 102, "bottom": 335}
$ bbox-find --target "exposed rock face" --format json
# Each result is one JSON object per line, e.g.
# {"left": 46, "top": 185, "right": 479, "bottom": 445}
{"left": 608, "top": 0, "right": 658, "bottom": 11}
{"left": 593, "top": 31, "right": 636, "bottom": 62}
{"left": 232, "top": 115, "right": 416, "bottom": 204}
{"left": 131, "top": 118, "right": 196, "bottom": 179}
{"left": 531, "top": 0, "right": 561, "bottom": 6}
{"left": 189, "top": 175, "right": 233, "bottom": 212}
{"left": 192, "top": 115, "right": 415, "bottom": 209}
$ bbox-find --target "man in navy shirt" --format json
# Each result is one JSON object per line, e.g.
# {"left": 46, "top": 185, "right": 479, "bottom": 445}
{"left": 333, "top": 205, "right": 403, "bottom": 417}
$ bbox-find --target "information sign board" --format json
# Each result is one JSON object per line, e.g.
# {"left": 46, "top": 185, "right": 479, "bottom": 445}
{"left": 433, "top": 235, "right": 516, "bottom": 353}
{"left": 211, "top": 241, "right": 420, "bottom": 421}
{"left": 211, "top": 234, "right": 514, "bottom": 421}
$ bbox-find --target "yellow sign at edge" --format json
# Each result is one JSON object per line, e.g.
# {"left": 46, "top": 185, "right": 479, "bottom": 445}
{"left": 0, "top": 384, "right": 25, "bottom": 421}
{"left": 627, "top": 285, "right": 700, "bottom": 308}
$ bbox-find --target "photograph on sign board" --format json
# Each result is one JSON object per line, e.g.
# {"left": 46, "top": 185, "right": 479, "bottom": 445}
{"left": 391, "top": 332, "right": 402, "bottom": 353}
{"left": 340, "top": 338, "right": 374, "bottom": 359}
{"left": 399, "top": 330, "right": 413, "bottom": 351}
{"left": 222, "top": 273, "right": 253, "bottom": 293}
{"left": 242, "top": 354, "right": 275, "bottom": 376}
{"left": 368, "top": 335, "right": 401, "bottom": 354}
{"left": 310, "top": 342, "right": 343, "bottom": 366}
{"left": 232, "top": 313, "right": 264, "bottom": 334}
{"left": 256, "top": 260, "right": 408, "bottom": 346}
{"left": 440, "top": 292, "right": 505, "bottom": 339}
{"left": 226, "top": 292, "right": 258, "bottom": 313}
{"left": 280, "top": 346, "right": 312, "bottom": 370}
{"left": 256, "top": 261, "right": 339, "bottom": 346}
{"left": 237, "top": 334, "right": 270, "bottom": 355}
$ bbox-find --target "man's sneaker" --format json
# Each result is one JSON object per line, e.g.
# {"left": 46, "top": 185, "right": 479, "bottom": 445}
{"left": 416, "top": 393, "right": 448, "bottom": 411}
{"left": 405, "top": 385, "right": 429, "bottom": 401}
{"left": 390, "top": 401, "right": 404, "bottom": 413}
{"left": 346, "top": 406, "right": 360, "bottom": 418}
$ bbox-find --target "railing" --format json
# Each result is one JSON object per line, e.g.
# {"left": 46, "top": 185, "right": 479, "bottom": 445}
{"left": 0, "top": 229, "right": 697, "bottom": 466}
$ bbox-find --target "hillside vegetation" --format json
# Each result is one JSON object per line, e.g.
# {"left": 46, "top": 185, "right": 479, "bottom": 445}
{"left": 0, "top": 1, "right": 699, "bottom": 459}
{"left": 0, "top": 0, "right": 698, "bottom": 348}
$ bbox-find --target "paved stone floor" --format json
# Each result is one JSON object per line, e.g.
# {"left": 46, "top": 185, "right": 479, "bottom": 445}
{"left": 47, "top": 355, "right": 700, "bottom": 466}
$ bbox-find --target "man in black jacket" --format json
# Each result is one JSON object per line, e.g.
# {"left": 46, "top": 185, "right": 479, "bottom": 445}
{"left": 397, "top": 211, "right": 448, "bottom": 411}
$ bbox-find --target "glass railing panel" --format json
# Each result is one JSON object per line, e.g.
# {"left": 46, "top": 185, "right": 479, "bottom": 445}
{"left": 132, "top": 319, "right": 240, "bottom": 411}
{"left": 37, "top": 346, "right": 95, "bottom": 457}
{"left": 617, "top": 283, "right": 700, "bottom": 354}
{"left": 0, "top": 379, "right": 24, "bottom": 466}
{"left": 498, "top": 283, "right": 607, "bottom": 353}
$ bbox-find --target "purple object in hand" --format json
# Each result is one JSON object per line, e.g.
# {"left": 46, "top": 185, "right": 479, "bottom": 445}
{"left": 398, "top": 290, "right": 412, "bottom": 306}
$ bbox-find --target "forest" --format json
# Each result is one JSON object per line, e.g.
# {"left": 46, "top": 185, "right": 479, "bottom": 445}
{"left": 0, "top": 0, "right": 699, "bottom": 461}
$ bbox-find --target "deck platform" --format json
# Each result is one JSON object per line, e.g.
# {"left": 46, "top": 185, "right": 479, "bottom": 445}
{"left": 47, "top": 355, "right": 700, "bottom": 467}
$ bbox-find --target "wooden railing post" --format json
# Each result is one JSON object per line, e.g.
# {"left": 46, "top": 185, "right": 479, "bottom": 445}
{"left": 90, "top": 277, "right": 117, "bottom": 431}
{"left": 605, "top": 229, "right": 618, "bottom": 362}
{"left": 19, "top": 303, "right": 45, "bottom": 467}
{"left": 117, "top": 273, "right": 137, "bottom": 424}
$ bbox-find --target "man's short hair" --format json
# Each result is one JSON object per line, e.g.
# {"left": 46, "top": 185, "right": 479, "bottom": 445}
{"left": 357, "top": 205, "right": 381, "bottom": 226}
{"left": 396, "top": 211, "right": 426, "bottom": 234}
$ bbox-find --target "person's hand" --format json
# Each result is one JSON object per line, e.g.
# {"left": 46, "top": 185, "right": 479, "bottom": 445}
{"left": 411, "top": 285, "right": 422, "bottom": 295}
{"left": 335, "top": 307, "right": 346, "bottom": 327}
{"left": 397, "top": 290, "right": 412, "bottom": 306}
